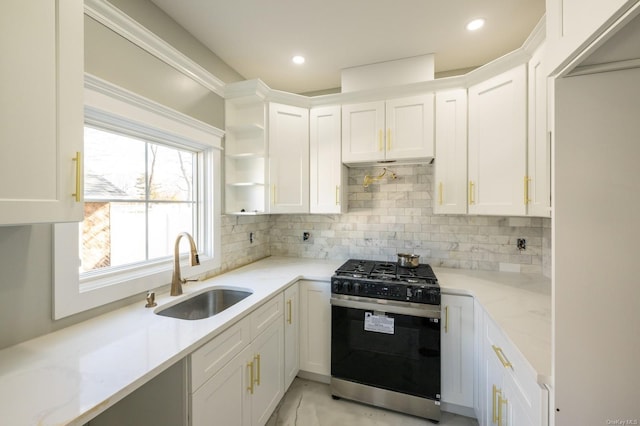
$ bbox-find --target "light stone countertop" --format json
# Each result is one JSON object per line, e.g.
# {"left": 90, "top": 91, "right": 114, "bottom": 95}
{"left": 0, "top": 256, "right": 550, "bottom": 426}
{"left": 434, "top": 267, "right": 552, "bottom": 385}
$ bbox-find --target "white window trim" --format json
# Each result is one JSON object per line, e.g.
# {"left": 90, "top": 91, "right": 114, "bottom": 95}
{"left": 53, "top": 74, "right": 223, "bottom": 320}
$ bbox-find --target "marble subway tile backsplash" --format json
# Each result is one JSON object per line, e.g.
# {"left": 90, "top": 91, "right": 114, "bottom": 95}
{"left": 221, "top": 164, "right": 551, "bottom": 277}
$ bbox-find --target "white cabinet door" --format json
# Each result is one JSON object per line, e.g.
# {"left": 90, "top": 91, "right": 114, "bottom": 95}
{"left": 545, "top": 0, "right": 632, "bottom": 73}
{"left": 283, "top": 282, "right": 299, "bottom": 391}
{"left": 0, "top": 0, "right": 83, "bottom": 225}
{"left": 468, "top": 65, "right": 527, "bottom": 216}
{"left": 441, "top": 294, "right": 474, "bottom": 411}
{"left": 310, "top": 106, "right": 347, "bottom": 213}
{"left": 342, "top": 97, "right": 434, "bottom": 165}
{"left": 385, "top": 94, "right": 435, "bottom": 160}
{"left": 299, "top": 280, "right": 331, "bottom": 376}
{"left": 341, "top": 101, "right": 386, "bottom": 163}
{"left": 250, "top": 318, "right": 284, "bottom": 426}
{"left": 527, "top": 44, "right": 551, "bottom": 218}
{"left": 269, "top": 103, "right": 309, "bottom": 213}
{"left": 434, "top": 89, "right": 468, "bottom": 215}
{"left": 192, "top": 345, "right": 252, "bottom": 426}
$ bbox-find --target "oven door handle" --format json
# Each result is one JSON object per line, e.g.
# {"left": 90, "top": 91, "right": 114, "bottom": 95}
{"left": 330, "top": 296, "right": 440, "bottom": 319}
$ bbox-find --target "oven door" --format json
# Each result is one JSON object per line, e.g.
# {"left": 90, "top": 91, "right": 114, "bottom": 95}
{"left": 330, "top": 296, "right": 441, "bottom": 400}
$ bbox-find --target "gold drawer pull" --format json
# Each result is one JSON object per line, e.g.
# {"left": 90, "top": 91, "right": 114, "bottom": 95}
{"left": 492, "top": 345, "right": 513, "bottom": 369}
{"left": 287, "top": 299, "right": 292, "bottom": 324}
{"left": 444, "top": 305, "right": 449, "bottom": 333}
{"left": 247, "top": 361, "right": 254, "bottom": 394}
{"left": 72, "top": 152, "right": 82, "bottom": 202}
{"left": 469, "top": 181, "right": 475, "bottom": 205}
{"left": 254, "top": 354, "right": 261, "bottom": 385}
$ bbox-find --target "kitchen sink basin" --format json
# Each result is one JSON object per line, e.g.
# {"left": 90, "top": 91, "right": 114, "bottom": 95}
{"left": 156, "top": 288, "right": 253, "bottom": 320}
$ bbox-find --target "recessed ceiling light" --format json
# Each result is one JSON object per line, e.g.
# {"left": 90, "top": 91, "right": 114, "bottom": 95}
{"left": 292, "top": 55, "right": 305, "bottom": 65}
{"left": 466, "top": 18, "right": 485, "bottom": 31}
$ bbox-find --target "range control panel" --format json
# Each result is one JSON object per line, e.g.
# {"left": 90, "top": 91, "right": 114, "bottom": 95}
{"left": 331, "top": 277, "right": 440, "bottom": 305}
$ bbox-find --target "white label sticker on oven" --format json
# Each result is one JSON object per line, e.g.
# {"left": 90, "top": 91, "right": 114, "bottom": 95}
{"left": 364, "top": 312, "right": 394, "bottom": 334}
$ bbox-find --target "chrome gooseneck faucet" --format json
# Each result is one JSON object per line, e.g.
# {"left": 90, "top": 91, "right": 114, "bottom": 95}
{"left": 171, "top": 232, "right": 200, "bottom": 296}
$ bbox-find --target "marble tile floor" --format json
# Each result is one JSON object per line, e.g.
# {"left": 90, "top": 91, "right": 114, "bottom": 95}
{"left": 267, "top": 378, "right": 479, "bottom": 426}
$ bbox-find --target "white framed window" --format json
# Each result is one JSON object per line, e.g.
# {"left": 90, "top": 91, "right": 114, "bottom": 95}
{"left": 54, "top": 75, "right": 223, "bottom": 319}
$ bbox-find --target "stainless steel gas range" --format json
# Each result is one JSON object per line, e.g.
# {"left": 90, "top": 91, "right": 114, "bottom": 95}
{"left": 330, "top": 259, "right": 441, "bottom": 422}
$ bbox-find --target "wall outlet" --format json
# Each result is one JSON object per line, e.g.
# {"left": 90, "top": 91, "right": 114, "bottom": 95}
{"left": 517, "top": 238, "right": 526, "bottom": 251}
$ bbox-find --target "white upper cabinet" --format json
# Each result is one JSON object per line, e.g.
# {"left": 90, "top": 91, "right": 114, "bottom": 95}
{"left": 545, "top": 0, "right": 635, "bottom": 73}
{"left": 341, "top": 101, "right": 385, "bottom": 163}
{"left": 434, "top": 89, "right": 468, "bottom": 215}
{"left": 527, "top": 43, "right": 552, "bottom": 218}
{"left": 468, "top": 65, "right": 527, "bottom": 216}
{"left": 0, "top": 0, "right": 84, "bottom": 225}
{"left": 385, "top": 95, "right": 435, "bottom": 160}
{"left": 310, "top": 106, "right": 347, "bottom": 214}
{"left": 342, "top": 95, "right": 434, "bottom": 165}
{"left": 269, "top": 103, "right": 309, "bottom": 214}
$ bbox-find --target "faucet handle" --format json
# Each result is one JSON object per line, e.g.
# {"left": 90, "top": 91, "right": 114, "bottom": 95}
{"left": 145, "top": 291, "right": 157, "bottom": 308}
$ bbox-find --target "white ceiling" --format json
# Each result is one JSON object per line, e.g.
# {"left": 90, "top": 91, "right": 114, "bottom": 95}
{"left": 149, "top": 0, "right": 545, "bottom": 94}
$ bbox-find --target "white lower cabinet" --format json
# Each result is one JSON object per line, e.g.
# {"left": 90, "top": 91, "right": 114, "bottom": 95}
{"left": 299, "top": 280, "right": 331, "bottom": 376}
{"left": 190, "top": 295, "right": 284, "bottom": 426}
{"left": 441, "top": 294, "right": 474, "bottom": 414}
{"left": 283, "top": 282, "right": 299, "bottom": 390}
{"left": 480, "top": 311, "right": 547, "bottom": 426}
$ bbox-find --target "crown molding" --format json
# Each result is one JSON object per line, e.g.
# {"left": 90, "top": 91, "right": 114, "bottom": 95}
{"left": 84, "top": 0, "right": 225, "bottom": 97}
{"left": 85, "top": 73, "right": 225, "bottom": 145}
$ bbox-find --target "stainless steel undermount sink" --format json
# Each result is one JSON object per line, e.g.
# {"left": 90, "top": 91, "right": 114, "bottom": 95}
{"left": 156, "top": 288, "right": 253, "bottom": 320}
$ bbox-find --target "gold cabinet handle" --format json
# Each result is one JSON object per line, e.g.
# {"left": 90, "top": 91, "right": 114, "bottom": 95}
{"left": 335, "top": 186, "right": 340, "bottom": 205}
{"left": 492, "top": 385, "right": 500, "bottom": 424}
{"left": 254, "top": 354, "right": 261, "bottom": 386}
{"left": 492, "top": 345, "right": 513, "bottom": 369}
{"left": 468, "top": 181, "right": 475, "bottom": 205}
{"left": 378, "top": 129, "right": 383, "bottom": 151}
{"left": 247, "top": 361, "right": 254, "bottom": 394}
{"left": 444, "top": 305, "right": 449, "bottom": 333}
{"left": 438, "top": 182, "right": 443, "bottom": 206}
{"left": 72, "top": 152, "right": 82, "bottom": 202}
{"left": 387, "top": 128, "right": 392, "bottom": 151}
{"left": 498, "top": 393, "right": 508, "bottom": 426}
{"left": 287, "top": 299, "right": 292, "bottom": 324}
{"left": 524, "top": 176, "right": 531, "bottom": 205}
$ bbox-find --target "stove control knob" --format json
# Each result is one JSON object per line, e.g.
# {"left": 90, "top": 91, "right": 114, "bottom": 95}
{"left": 352, "top": 282, "right": 361, "bottom": 294}
{"left": 332, "top": 280, "right": 342, "bottom": 293}
{"left": 344, "top": 282, "right": 352, "bottom": 293}
{"left": 414, "top": 288, "right": 423, "bottom": 301}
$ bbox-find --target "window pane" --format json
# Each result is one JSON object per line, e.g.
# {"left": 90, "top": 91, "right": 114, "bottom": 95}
{"left": 81, "top": 202, "right": 146, "bottom": 273}
{"left": 148, "top": 203, "right": 194, "bottom": 259}
{"left": 147, "top": 144, "right": 195, "bottom": 201}
{"left": 84, "top": 127, "right": 146, "bottom": 200}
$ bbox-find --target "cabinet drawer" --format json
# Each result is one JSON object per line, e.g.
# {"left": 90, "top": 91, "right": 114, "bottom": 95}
{"left": 486, "top": 316, "right": 543, "bottom": 424}
{"left": 251, "top": 293, "right": 284, "bottom": 339}
{"left": 191, "top": 316, "right": 251, "bottom": 392}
